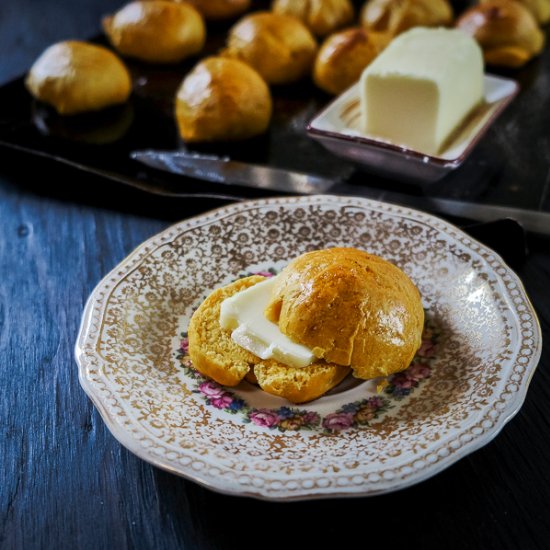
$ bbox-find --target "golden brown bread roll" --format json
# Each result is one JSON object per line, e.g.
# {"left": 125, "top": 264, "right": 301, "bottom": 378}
{"left": 250, "top": 360, "right": 350, "bottom": 403}
{"left": 265, "top": 248, "right": 424, "bottom": 380}
{"left": 456, "top": 0, "right": 545, "bottom": 68}
{"left": 481, "top": 0, "right": 550, "bottom": 24}
{"left": 272, "top": 0, "right": 355, "bottom": 37}
{"left": 313, "top": 27, "right": 389, "bottom": 94}
{"left": 103, "top": 1, "right": 206, "bottom": 63}
{"left": 223, "top": 12, "right": 318, "bottom": 85}
{"left": 183, "top": 0, "right": 251, "bottom": 20}
{"left": 25, "top": 41, "right": 131, "bottom": 115}
{"left": 174, "top": 56, "right": 272, "bottom": 142}
{"left": 187, "top": 275, "right": 351, "bottom": 402}
{"left": 360, "top": 0, "right": 453, "bottom": 37}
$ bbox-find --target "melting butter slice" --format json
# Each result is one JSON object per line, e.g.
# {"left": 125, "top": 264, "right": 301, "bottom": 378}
{"left": 219, "top": 277, "right": 314, "bottom": 368}
{"left": 360, "top": 27, "right": 484, "bottom": 155}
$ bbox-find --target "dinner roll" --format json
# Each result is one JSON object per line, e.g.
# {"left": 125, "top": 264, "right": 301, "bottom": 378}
{"left": 187, "top": 275, "right": 351, "bottom": 402}
{"left": 272, "top": 0, "right": 355, "bottom": 37}
{"left": 174, "top": 56, "right": 272, "bottom": 142}
{"left": 184, "top": 0, "right": 251, "bottom": 20}
{"left": 360, "top": 0, "right": 453, "bottom": 37}
{"left": 223, "top": 12, "right": 318, "bottom": 85}
{"left": 25, "top": 41, "right": 131, "bottom": 115}
{"left": 481, "top": 0, "right": 550, "bottom": 24}
{"left": 457, "top": 0, "right": 545, "bottom": 67}
{"left": 313, "top": 27, "right": 388, "bottom": 94}
{"left": 265, "top": 248, "right": 424, "bottom": 380}
{"left": 103, "top": 0, "right": 206, "bottom": 63}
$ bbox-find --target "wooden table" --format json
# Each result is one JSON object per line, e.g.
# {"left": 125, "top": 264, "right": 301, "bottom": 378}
{"left": 1, "top": 2, "right": 549, "bottom": 548}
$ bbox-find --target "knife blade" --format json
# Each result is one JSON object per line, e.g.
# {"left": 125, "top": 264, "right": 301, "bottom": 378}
{"left": 131, "top": 149, "right": 340, "bottom": 194}
{"left": 131, "top": 148, "right": 550, "bottom": 236}
{"left": 372, "top": 190, "right": 550, "bottom": 236}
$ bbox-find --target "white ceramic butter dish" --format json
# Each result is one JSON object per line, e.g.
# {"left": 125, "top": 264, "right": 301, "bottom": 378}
{"left": 307, "top": 74, "right": 519, "bottom": 183}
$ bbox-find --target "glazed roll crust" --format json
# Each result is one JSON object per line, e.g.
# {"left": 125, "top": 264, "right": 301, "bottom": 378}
{"left": 265, "top": 248, "right": 425, "bottom": 380}
{"left": 272, "top": 0, "right": 355, "bottom": 37}
{"left": 223, "top": 12, "right": 318, "bottom": 85}
{"left": 103, "top": 1, "right": 206, "bottom": 63}
{"left": 360, "top": 0, "right": 453, "bottom": 37}
{"left": 457, "top": 0, "right": 545, "bottom": 67}
{"left": 313, "top": 27, "right": 388, "bottom": 94}
{"left": 26, "top": 40, "right": 131, "bottom": 115}
{"left": 174, "top": 56, "right": 272, "bottom": 142}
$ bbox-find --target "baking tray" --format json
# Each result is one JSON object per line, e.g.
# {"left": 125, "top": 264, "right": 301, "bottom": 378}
{"left": 0, "top": 6, "right": 549, "bottom": 211}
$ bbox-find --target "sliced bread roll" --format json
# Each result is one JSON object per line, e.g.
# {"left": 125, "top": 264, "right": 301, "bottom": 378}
{"left": 187, "top": 275, "right": 350, "bottom": 402}
{"left": 188, "top": 276, "right": 264, "bottom": 386}
{"left": 252, "top": 360, "right": 350, "bottom": 403}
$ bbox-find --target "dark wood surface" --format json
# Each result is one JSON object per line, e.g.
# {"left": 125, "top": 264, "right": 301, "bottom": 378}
{"left": 1, "top": 2, "right": 550, "bottom": 549}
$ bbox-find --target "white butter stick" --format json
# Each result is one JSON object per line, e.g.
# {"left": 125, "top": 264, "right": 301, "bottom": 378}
{"left": 360, "top": 27, "right": 484, "bottom": 155}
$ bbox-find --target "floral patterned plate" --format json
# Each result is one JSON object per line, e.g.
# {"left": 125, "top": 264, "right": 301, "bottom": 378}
{"left": 75, "top": 195, "right": 542, "bottom": 500}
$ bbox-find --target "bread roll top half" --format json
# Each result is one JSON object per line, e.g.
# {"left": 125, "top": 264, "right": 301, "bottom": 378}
{"left": 265, "top": 247, "right": 424, "bottom": 379}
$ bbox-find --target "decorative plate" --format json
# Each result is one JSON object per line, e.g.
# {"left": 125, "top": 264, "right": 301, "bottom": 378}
{"left": 75, "top": 195, "right": 541, "bottom": 500}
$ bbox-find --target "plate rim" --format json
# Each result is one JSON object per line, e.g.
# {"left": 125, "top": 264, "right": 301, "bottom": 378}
{"left": 75, "top": 194, "right": 542, "bottom": 501}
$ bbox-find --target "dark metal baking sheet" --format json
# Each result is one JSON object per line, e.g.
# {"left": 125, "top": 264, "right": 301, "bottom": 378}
{"left": 0, "top": 13, "right": 549, "bottom": 213}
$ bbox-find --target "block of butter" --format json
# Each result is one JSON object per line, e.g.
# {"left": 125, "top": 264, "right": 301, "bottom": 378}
{"left": 219, "top": 277, "right": 315, "bottom": 368}
{"left": 360, "top": 27, "right": 484, "bottom": 155}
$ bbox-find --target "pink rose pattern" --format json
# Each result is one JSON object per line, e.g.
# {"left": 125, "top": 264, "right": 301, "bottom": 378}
{"left": 323, "top": 396, "right": 391, "bottom": 433}
{"left": 384, "top": 321, "right": 438, "bottom": 399}
{"left": 176, "top": 306, "right": 438, "bottom": 432}
{"left": 198, "top": 381, "right": 225, "bottom": 398}
{"left": 249, "top": 409, "right": 280, "bottom": 428}
{"left": 322, "top": 412, "right": 354, "bottom": 432}
{"left": 248, "top": 407, "right": 321, "bottom": 431}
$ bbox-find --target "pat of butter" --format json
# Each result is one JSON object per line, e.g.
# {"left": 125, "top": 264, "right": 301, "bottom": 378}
{"left": 360, "top": 27, "right": 484, "bottom": 155}
{"left": 219, "top": 277, "right": 314, "bottom": 368}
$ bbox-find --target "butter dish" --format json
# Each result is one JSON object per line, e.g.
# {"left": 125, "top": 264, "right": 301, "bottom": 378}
{"left": 307, "top": 74, "right": 519, "bottom": 183}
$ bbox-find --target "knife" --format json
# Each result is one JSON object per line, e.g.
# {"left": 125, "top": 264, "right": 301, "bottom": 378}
{"left": 131, "top": 149, "right": 550, "bottom": 236}
{"left": 371, "top": 190, "right": 550, "bottom": 236}
{"left": 130, "top": 149, "right": 341, "bottom": 194}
